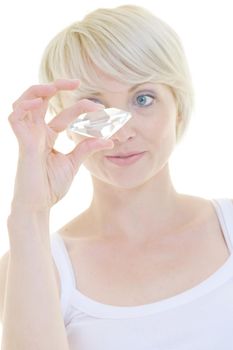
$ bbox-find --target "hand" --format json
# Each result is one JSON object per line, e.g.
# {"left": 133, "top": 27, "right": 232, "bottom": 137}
{"left": 8, "top": 79, "right": 114, "bottom": 211}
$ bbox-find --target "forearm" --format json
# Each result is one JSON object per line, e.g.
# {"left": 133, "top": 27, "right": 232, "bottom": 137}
{"left": 1, "top": 211, "right": 69, "bottom": 350}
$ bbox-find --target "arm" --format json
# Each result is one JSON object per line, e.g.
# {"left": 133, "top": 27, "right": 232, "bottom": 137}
{"left": 1, "top": 79, "right": 113, "bottom": 350}
{"left": 1, "top": 208, "right": 69, "bottom": 350}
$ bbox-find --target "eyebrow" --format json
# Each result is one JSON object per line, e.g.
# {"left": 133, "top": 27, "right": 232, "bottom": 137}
{"left": 88, "top": 83, "right": 151, "bottom": 96}
{"left": 129, "top": 83, "right": 149, "bottom": 92}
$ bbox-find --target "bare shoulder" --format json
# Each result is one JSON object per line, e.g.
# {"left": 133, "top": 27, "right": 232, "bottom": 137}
{"left": 177, "top": 193, "right": 233, "bottom": 209}
{"left": 57, "top": 209, "right": 93, "bottom": 240}
{"left": 175, "top": 193, "right": 215, "bottom": 219}
{"left": 52, "top": 210, "right": 94, "bottom": 297}
{"left": 170, "top": 194, "right": 233, "bottom": 244}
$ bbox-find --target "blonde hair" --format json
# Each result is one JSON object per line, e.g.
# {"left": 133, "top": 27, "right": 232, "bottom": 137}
{"left": 39, "top": 5, "right": 195, "bottom": 144}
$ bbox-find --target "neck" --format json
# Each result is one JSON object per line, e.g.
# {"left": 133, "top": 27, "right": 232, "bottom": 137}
{"left": 87, "top": 163, "right": 181, "bottom": 244}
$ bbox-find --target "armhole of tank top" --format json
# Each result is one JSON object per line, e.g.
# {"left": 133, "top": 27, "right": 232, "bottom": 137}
{"left": 50, "top": 232, "right": 76, "bottom": 319}
{"left": 211, "top": 198, "right": 233, "bottom": 253}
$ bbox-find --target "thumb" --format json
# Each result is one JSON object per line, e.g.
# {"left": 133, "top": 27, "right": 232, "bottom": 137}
{"left": 67, "top": 137, "right": 114, "bottom": 172}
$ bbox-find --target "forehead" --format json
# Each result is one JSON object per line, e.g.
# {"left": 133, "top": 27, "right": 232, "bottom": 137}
{"left": 94, "top": 81, "right": 130, "bottom": 95}
{"left": 79, "top": 79, "right": 158, "bottom": 97}
{"left": 81, "top": 77, "right": 133, "bottom": 95}
{"left": 78, "top": 66, "right": 154, "bottom": 95}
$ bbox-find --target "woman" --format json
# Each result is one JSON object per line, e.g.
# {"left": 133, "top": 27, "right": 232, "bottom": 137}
{"left": 1, "top": 5, "right": 233, "bottom": 349}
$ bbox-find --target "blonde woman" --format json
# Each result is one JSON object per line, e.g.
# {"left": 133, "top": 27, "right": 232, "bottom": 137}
{"left": 1, "top": 5, "right": 233, "bottom": 350}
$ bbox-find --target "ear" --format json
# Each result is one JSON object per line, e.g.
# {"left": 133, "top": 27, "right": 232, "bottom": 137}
{"left": 176, "top": 113, "right": 182, "bottom": 122}
{"left": 176, "top": 114, "right": 182, "bottom": 128}
{"left": 175, "top": 114, "right": 182, "bottom": 135}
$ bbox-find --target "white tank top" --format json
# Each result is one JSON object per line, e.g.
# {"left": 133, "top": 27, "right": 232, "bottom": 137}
{"left": 50, "top": 198, "right": 233, "bottom": 350}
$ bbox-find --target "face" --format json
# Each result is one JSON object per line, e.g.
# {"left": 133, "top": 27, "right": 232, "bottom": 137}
{"left": 68, "top": 74, "right": 180, "bottom": 189}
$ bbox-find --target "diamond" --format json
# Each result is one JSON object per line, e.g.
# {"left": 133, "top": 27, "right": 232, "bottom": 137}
{"left": 68, "top": 108, "right": 132, "bottom": 140}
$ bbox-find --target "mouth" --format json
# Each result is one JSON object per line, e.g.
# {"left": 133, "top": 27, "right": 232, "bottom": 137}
{"left": 106, "top": 151, "right": 145, "bottom": 158}
{"left": 105, "top": 151, "right": 146, "bottom": 166}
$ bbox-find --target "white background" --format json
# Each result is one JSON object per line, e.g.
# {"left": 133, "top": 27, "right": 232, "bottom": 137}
{"left": 0, "top": 0, "right": 233, "bottom": 338}
{"left": 1, "top": 0, "right": 233, "bottom": 251}
{"left": 1, "top": 0, "right": 233, "bottom": 255}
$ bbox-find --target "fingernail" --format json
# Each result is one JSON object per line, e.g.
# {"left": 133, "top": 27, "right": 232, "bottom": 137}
{"left": 96, "top": 103, "right": 106, "bottom": 109}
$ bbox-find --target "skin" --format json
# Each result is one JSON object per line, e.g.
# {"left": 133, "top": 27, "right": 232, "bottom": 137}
{"left": 8, "top": 79, "right": 114, "bottom": 212}
{"left": 7, "top": 77, "right": 230, "bottom": 310}
{"left": 67, "top": 73, "right": 188, "bottom": 245}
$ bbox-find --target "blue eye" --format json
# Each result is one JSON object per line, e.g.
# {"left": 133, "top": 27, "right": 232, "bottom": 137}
{"left": 135, "top": 94, "right": 155, "bottom": 107}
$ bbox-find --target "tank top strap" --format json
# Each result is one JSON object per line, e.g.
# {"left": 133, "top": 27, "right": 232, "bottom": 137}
{"left": 211, "top": 198, "right": 233, "bottom": 252}
{"left": 50, "top": 232, "right": 76, "bottom": 318}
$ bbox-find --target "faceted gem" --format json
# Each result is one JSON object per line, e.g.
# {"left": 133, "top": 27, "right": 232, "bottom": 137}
{"left": 68, "top": 108, "right": 132, "bottom": 139}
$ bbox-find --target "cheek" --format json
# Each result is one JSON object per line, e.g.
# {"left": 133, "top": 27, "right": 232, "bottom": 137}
{"left": 82, "top": 152, "right": 102, "bottom": 174}
{"left": 158, "top": 120, "right": 177, "bottom": 155}
{"left": 145, "top": 113, "right": 177, "bottom": 149}
{"left": 142, "top": 117, "right": 165, "bottom": 142}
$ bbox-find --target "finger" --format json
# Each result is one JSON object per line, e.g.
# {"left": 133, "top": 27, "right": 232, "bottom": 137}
{"left": 8, "top": 98, "right": 44, "bottom": 123}
{"left": 53, "top": 78, "right": 81, "bottom": 90}
{"left": 12, "top": 79, "right": 81, "bottom": 109}
{"left": 67, "top": 137, "right": 114, "bottom": 173}
{"left": 48, "top": 99, "right": 105, "bottom": 133}
{"left": 12, "top": 85, "right": 57, "bottom": 109}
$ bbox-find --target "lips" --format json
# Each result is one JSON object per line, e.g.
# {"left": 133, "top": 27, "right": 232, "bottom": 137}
{"left": 106, "top": 152, "right": 144, "bottom": 158}
{"left": 105, "top": 151, "right": 146, "bottom": 166}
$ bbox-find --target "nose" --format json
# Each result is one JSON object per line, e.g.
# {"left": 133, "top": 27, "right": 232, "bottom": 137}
{"left": 110, "top": 114, "right": 136, "bottom": 143}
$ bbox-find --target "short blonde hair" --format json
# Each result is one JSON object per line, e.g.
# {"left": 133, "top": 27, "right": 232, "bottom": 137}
{"left": 39, "top": 5, "right": 195, "bottom": 144}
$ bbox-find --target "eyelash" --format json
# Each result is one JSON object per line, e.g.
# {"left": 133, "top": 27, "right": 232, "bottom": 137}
{"left": 86, "top": 93, "right": 156, "bottom": 107}
{"left": 134, "top": 94, "right": 155, "bottom": 108}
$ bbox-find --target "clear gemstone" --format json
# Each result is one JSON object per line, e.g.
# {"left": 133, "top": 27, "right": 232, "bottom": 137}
{"left": 68, "top": 108, "right": 132, "bottom": 140}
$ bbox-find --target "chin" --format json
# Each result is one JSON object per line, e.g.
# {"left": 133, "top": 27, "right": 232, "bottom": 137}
{"left": 92, "top": 170, "right": 154, "bottom": 191}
